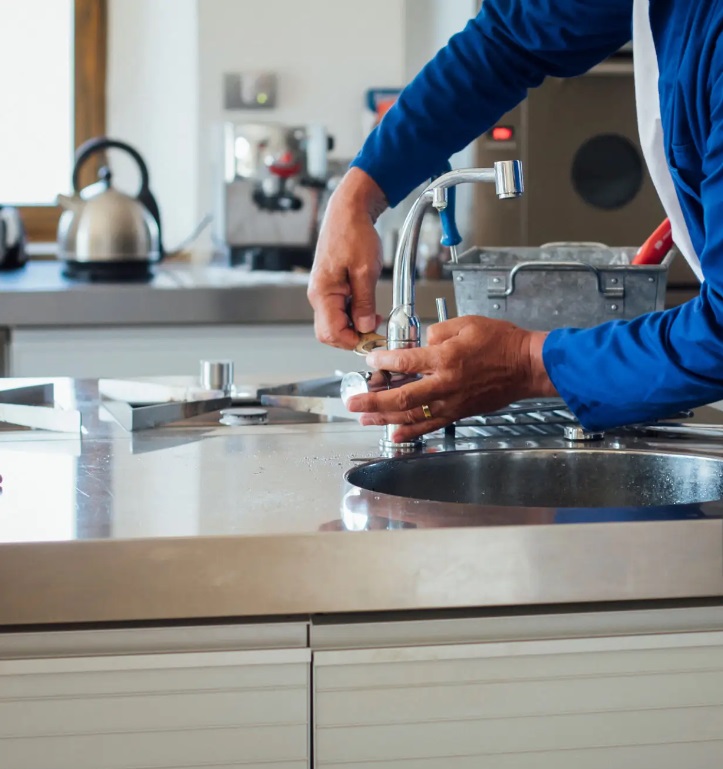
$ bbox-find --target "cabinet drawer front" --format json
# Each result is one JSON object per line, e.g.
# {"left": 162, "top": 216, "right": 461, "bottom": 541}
{"left": 314, "top": 633, "right": 723, "bottom": 768}
{"left": 1, "top": 650, "right": 310, "bottom": 769}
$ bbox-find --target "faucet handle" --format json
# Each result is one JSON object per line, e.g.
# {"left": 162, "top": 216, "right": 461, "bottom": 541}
{"left": 438, "top": 186, "right": 462, "bottom": 250}
{"left": 432, "top": 163, "right": 463, "bottom": 262}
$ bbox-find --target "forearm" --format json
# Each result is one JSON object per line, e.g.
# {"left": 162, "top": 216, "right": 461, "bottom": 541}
{"left": 329, "top": 168, "right": 388, "bottom": 224}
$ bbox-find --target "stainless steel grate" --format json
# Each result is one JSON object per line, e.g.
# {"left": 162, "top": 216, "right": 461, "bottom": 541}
{"left": 444, "top": 399, "right": 578, "bottom": 440}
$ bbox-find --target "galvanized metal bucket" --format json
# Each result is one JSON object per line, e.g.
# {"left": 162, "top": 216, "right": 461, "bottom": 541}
{"left": 446, "top": 242, "right": 676, "bottom": 331}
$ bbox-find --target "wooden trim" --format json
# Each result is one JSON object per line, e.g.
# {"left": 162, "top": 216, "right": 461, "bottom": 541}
{"left": 74, "top": 0, "right": 108, "bottom": 186}
{"left": 19, "top": 0, "right": 107, "bottom": 243}
{"left": 18, "top": 207, "right": 63, "bottom": 244}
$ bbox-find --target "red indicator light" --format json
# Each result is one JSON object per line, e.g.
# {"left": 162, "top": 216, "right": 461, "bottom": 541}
{"left": 490, "top": 126, "right": 514, "bottom": 142}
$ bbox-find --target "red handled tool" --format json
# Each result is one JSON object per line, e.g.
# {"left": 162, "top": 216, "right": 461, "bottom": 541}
{"left": 633, "top": 218, "right": 674, "bottom": 265}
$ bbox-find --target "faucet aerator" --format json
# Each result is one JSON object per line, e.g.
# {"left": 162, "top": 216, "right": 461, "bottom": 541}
{"left": 496, "top": 191, "right": 523, "bottom": 200}
{"left": 493, "top": 159, "right": 524, "bottom": 199}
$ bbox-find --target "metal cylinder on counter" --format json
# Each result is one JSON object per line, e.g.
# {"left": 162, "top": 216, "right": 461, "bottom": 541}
{"left": 200, "top": 359, "right": 235, "bottom": 395}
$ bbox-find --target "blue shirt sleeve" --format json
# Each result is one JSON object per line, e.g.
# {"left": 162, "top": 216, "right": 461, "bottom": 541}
{"left": 352, "top": 0, "right": 632, "bottom": 206}
{"left": 544, "top": 34, "right": 723, "bottom": 431}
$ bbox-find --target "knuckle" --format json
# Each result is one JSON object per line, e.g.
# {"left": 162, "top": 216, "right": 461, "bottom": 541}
{"left": 307, "top": 285, "right": 319, "bottom": 302}
{"left": 427, "top": 324, "right": 442, "bottom": 345}
{"left": 427, "top": 347, "right": 447, "bottom": 371}
{"left": 445, "top": 353, "right": 464, "bottom": 378}
{"left": 403, "top": 410, "right": 417, "bottom": 425}
{"left": 395, "top": 388, "right": 414, "bottom": 412}
{"left": 316, "top": 327, "right": 335, "bottom": 346}
{"left": 391, "top": 354, "right": 411, "bottom": 373}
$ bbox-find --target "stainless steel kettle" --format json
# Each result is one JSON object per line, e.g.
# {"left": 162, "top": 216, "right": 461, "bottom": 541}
{"left": 57, "top": 138, "right": 163, "bottom": 281}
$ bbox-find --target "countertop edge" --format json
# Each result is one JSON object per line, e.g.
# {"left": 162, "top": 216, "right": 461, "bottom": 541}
{"left": 2, "top": 520, "right": 722, "bottom": 626}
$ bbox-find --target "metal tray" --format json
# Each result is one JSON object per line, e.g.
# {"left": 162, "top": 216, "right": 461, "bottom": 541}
{"left": 446, "top": 243, "right": 675, "bottom": 331}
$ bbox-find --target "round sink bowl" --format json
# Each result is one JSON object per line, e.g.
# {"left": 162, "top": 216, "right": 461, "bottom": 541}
{"left": 345, "top": 449, "right": 723, "bottom": 509}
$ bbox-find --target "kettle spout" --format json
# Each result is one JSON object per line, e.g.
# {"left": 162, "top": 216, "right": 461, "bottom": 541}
{"left": 57, "top": 193, "right": 82, "bottom": 212}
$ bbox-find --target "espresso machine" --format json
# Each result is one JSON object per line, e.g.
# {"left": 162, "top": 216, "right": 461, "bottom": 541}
{"left": 215, "top": 122, "right": 335, "bottom": 270}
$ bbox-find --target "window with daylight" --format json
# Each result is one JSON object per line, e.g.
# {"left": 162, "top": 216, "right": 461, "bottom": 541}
{"left": 0, "top": 0, "right": 106, "bottom": 242}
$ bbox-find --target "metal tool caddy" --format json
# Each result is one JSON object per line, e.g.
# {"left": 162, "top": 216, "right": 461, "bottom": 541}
{"left": 447, "top": 243, "right": 675, "bottom": 330}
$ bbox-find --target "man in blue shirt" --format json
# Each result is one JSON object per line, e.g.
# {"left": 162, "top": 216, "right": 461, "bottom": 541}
{"left": 308, "top": 0, "right": 723, "bottom": 444}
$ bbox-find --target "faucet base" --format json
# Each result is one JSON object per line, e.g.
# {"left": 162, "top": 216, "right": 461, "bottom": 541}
{"left": 379, "top": 436, "right": 425, "bottom": 455}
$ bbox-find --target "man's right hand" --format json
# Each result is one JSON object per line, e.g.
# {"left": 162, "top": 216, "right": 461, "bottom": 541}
{"left": 308, "top": 168, "right": 387, "bottom": 349}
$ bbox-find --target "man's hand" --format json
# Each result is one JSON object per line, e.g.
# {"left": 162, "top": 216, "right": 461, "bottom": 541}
{"left": 345, "top": 316, "right": 556, "bottom": 443}
{"left": 308, "top": 168, "right": 387, "bottom": 349}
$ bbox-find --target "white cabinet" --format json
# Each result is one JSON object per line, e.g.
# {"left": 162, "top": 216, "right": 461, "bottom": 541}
{"left": 8, "top": 324, "right": 352, "bottom": 379}
{"left": 1, "top": 642, "right": 310, "bottom": 769}
{"left": 313, "top": 631, "right": 723, "bottom": 769}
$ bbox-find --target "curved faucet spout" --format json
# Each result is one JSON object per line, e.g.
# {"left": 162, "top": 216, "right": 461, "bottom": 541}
{"left": 382, "top": 160, "right": 524, "bottom": 451}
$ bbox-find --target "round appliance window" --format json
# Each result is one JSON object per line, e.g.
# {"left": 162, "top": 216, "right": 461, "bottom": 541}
{"left": 571, "top": 134, "right": 643, "bottom": 210}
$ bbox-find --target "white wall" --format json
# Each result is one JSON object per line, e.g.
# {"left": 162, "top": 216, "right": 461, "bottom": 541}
{"left": 379, "top": 0, "right": 478, "bottom": 250}
{"left": 107, "top": 0, "right": 199, "bottom": 250}
{"left": 196, "top": 0, "right": 407, "bottom": 230}
{"left": 106, "top": 0, "right": 479, "bottom": 252}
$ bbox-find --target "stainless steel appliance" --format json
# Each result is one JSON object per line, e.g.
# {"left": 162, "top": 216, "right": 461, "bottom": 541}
{"left": 473, "top": 51, "right": 699, "bottom": 290}
{"left": 215, "top": 121, "right": 334, "bottom": 270}
{"left": 57, "top": 138, "right": 163, "bottom": 282}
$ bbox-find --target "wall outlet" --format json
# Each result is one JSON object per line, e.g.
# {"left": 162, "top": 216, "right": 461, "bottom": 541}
{"left": 224, "top": 72, "right": 278, "bottom": 110}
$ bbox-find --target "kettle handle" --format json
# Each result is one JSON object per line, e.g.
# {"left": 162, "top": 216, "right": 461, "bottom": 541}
{"left": 73, "top": 137, "right": 151, "bottom": 195}
{"left": 73, "top": 137, "right": 164, "bottom": 258}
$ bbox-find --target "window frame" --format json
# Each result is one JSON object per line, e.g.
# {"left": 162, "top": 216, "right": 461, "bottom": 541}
{"left": 18, "top": 0, "right": 107, "bottom": 243}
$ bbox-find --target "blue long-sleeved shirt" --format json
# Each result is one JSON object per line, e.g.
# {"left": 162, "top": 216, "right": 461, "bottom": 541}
{"left": 352, "top": 0, "right": 723, "bottom": 430}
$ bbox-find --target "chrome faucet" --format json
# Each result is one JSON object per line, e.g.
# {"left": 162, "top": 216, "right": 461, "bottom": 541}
{"left": 381, "top": 160, "right": 524, "bottom": 452}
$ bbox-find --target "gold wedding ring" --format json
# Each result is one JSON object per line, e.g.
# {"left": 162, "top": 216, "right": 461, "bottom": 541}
{"left": 422, "top": 404, "right": 433, "bottom": 420}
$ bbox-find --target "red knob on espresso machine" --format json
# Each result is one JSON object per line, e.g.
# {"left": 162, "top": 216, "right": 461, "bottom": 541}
{"left": 269, "top": 150, "right": 302, "bottom": 179}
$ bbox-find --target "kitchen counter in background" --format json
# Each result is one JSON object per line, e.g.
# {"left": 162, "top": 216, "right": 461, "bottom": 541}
{"left": 0, "top": 262, "right": 456, "bottom": 327}
{"left": 0, "top": 262, "right": 700, "bottom": 380}
{"left": 0, "top": 260, "right": 699, "bottom": 328}
{"left": 0, "top": 263, "right": 459, "bottom": 379}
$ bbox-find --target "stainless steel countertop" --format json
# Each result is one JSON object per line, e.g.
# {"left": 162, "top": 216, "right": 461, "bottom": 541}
{"left": 0, "top": 378, "right": 722, "bottom": 627}
{"left": 0, "top": 263, "right": 456, "bottom": 327}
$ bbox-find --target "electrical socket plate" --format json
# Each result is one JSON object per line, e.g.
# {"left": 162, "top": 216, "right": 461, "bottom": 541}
{"left": 224, "top": 72, "right": 278, "bottom": 110}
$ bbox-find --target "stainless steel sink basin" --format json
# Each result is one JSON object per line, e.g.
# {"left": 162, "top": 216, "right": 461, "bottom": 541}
{"left": 346, "top": 449, "right": 723, "bottom": 509}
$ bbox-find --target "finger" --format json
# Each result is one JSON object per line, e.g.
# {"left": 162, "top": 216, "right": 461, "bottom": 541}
{"left": 311, "top": 292, "right": 360, "bottom": 349}
{"left": 426, "top": 316, "right": 469, "bottom": 345}
{"left": 366, "top": 345, "right": 439, "bottom": 375}
{"left": 349, "top": 267, "right": 379, "bottom": 334}
{"left": 346, "top": 376, "right": 442, "bottom": 414}
{"left": 390, "top": 416, "right": 451, "bottom": 443}
{"left": 359, "top": 400, "right": 446, "bottom": 427}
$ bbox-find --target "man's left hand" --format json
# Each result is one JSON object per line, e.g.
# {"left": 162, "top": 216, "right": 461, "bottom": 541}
{"left": 345, "top": 315, "right": 557, "bottom": 443}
